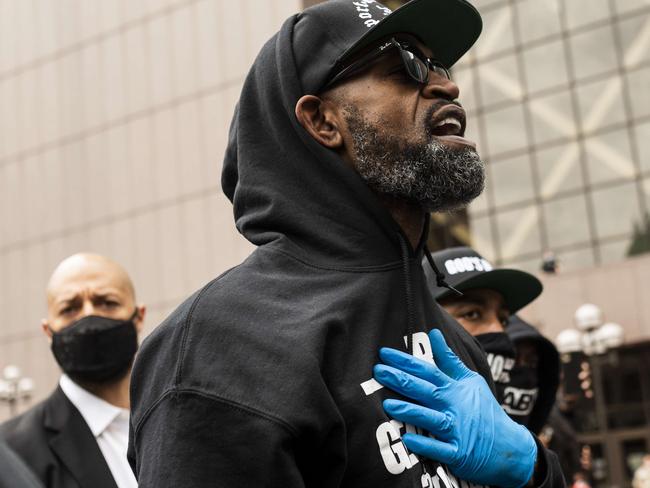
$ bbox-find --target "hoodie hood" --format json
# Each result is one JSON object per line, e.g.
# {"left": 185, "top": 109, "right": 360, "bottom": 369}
{"left": 507, "top": 315, "right": 560, "bottom": 434}
{"left": 221, "top": 8, "right": 412, "bottom": 269}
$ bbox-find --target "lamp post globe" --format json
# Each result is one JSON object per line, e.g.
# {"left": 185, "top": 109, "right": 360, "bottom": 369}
{"left": 574, "top": 303, "right": 603, "bottom": 331}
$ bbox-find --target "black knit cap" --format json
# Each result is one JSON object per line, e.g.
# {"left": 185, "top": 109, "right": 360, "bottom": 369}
{"left": 293, "top": 0, "right": 482, "bottom": 94}
{"left": 423, "top": 246, "right": 543, "bottom": 314}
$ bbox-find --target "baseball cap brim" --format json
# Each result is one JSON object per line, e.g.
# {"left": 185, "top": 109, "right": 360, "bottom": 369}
{"left": 436, "top": 269, "right": 543, "bottom": 314}
{"left": 337, "top": 0, "right": 482, "bottom": 69}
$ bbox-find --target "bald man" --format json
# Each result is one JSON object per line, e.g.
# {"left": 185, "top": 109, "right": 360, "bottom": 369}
{"left": 0, "top": 253, "right": 145, "bottom": 488}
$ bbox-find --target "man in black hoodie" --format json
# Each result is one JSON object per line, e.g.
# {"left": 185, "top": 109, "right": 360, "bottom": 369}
{"left": 128, "top": 1, "right": 563, "bottom": 487}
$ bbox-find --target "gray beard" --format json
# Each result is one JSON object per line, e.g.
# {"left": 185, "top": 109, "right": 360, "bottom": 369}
{"left": 345, "top": 107, "right": 485, "bottom": 212}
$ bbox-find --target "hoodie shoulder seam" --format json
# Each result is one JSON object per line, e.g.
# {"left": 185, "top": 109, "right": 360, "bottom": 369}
{"left": 267, "top": 247, "right": 403, "bottom": 273}
{"left": 133, "top": 387, "right": 300, "bottom": 439}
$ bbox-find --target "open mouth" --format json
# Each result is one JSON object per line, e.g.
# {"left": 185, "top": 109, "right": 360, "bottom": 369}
{"left": 430, "top": 105, "right": 466, "bottom": 137}
{"left": 428, "top": 104, "right": 476, "bottom": 149}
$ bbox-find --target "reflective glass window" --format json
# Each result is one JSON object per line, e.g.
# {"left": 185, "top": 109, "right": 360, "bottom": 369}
{"left": 495, "top": 204, "right": 542, "bottom": 259}
{"left": 555, "top": 246, "right": 595, "bottom": 272}
{"left": 477, "top": 54, "right": 523, "bottom": 108}
{"left": 577, "top": 75, "right": 627, "bottom": 134}
{"left": 599, "top": 238, "right": 633, "bottom": 265}
{"left": 528, "top": 89, "right": 577, "bottom": 145}
{"left": 468, "top": 215, "right": 497, "bottom": 261}
{"left": 635, "top": 121, "right": 650, "bottom": 174}
{"left": 565, "top": 0, "right": 611, "bottom": 29}
{"left": 523, "top": 40, "right": 569, "bottom": 95}
{"left": 618, "top": 14, "right": 650, "bottom": 70}
{"left": 536, "top": 143, "right": 585, "bottom": 198}
{"left": 491, "top": 154, "right": 536, "bottom": 207}
{"left": 584, "top": 128, "right": 635, "bottom": 185}
{"left": 613, "top": 0, "right": 650, "bottom": 15}
{"left": 543, "top": 194, "right": 591, "bottom": 248}
{"left": 570, "top": 24, "right": 617, "bottom": 81}
{"left": 626, "top": 66, "right": 650, "bottom": 120}
{"left": 475, "top": 6, "right": 515, "bottom": 59}
{"left": 516, "top": 0, "right": 561, "bottom": 44}
{"left": 591, "top": 182, "right": 642, "bottom": 239}
{"left": 483, "top": 104, "right": 529, "bottom": 156}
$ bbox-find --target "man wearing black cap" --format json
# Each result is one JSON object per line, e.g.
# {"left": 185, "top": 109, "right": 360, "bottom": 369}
{"left": 422, "top": 246, "right": 560, "bottom": 433}
{"left": 128, "top": 1, "right": 563, "bottom": 487}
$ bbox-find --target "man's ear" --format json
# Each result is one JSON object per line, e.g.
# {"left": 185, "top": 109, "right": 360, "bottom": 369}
{"left": 41, "top": 319, "right": 53, "bottom": 343}
{"left": 134, "top": 305, "right": 146, "bottom": 334}
{"left": 295, "top": 95, "right": 344, "bottom": 149}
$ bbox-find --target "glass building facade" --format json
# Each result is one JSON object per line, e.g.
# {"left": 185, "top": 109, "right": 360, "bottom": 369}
{"left": 450, "top": 0, "right": 650, "bottom": 274}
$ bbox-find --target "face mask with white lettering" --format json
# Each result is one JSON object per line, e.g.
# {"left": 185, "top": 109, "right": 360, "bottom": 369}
{"left": 501, "top": 365, "right": 539, "bottom": 427}
{"left": 476, "top": 332, "right": 516, "bottom": 386}
{"left": 50, "top": 311, "right": 138, "bottom": 385}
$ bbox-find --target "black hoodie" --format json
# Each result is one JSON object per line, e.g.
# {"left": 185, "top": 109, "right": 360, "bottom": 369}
{"left": 127, "top": 3, "right": 563, "bottom": 487}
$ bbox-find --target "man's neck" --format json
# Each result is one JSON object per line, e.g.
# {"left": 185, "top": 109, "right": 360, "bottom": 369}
{"left": 376, "top": 194, "right": 426, "bottom": 250}
{"left": 77, "top": 373, "right": 131, "bottom": 409}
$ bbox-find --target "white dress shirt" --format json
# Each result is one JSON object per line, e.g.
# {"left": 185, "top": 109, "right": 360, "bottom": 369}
{"left": 59, "top": 375, "right": 137, "bottom": 488}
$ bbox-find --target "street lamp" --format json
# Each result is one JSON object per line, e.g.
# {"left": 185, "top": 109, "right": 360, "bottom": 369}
{"left": 556, "top": 304, "right": 624, "bottom": 486}
{"left": 0, "top": 365, "right": 34, "bottom": 417}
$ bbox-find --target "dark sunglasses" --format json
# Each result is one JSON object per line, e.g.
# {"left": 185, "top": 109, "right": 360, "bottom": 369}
{"left": 323, "top": 37, "right": 451, "bottom": 90}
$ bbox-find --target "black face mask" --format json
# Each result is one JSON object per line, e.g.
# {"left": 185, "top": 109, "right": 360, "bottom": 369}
{"left": 51, "top": 311, "right": 139, "bottom": 385}
{"left": 501, "top": 364, "right": 539, "bottom": 427}
{"left": 476, "top": 332, "right": 516, "bottom": 387}
{"left": 477, "top": 332, "right": 540, "bottom": 427}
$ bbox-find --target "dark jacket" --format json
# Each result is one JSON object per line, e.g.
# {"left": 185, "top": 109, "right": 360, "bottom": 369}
{"left": 0, "top": 387, "right": 118, "bottom": 488}
{"left": 0, "top": 440, "right": 43, "bottom": 488}
{"left": 507, "top": 316, "right": 561, "bottom": 435}
{"left": 128, "top": 5, "right": 564, "bottom": 488}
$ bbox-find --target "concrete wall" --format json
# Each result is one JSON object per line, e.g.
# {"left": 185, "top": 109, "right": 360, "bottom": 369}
{"left": 0, "top": 0, "right": 301, "bottom": 421}
{"left": 520, "top": 252, "right": 650, "bottom": 345}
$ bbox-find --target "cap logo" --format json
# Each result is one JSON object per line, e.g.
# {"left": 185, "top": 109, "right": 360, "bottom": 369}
{"left": 444, "top": 256, "right": 493, "bottom": 275}
{"left": 352, "top": 1, "right": 392, "bottom": 28}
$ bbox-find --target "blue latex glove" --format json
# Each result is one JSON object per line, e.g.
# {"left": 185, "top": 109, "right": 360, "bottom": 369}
{"left": 373, "top": 329, "right": 537, "bottom": 488}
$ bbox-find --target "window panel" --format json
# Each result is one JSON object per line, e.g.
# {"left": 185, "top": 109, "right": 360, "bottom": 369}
{"left": 591, "top": 182, "right": 642, "bottom": 239}
{"left": 543, "top": 195, "right": 591, "bottom": 248}
{"left": 577, "top": 75, "right": 626, "bottom": 134}
{"left": 501, "top": 255, "right": 542, "bottom": 275}
{"left": 599, "top": 238, "right": 634, "bottom": 265}
{"left": 570, "top": 24, "right": 617, "bottom": 81}
{"left": 565, "top": 0, "right": 611, "bottom": 29}
{"left": 468, "top": 174, "right": 490, "bottom": 215}
{"left": 491, "top": 154, "right": 536, "bottom": 207}
{"left": 475, "top": 6, "right": 515, "bottom": 59}
{"left": 469, "top": 215, "right": 496, "bottom": 261}
{"left": 483, "top": 104, "right": 529, "bottom": 156}
{"left": 555, "top": 246, "right": 596, "bottom": 272}
{"left": 614, "top": 0, "right": 650, "bottom": 15}
{"left": 626, "top": 67, "right": 650, "bottom": 120}
{"left": 529, "top": 89, "right": 577, "bottom": 145}
{"left": 496, "top": 204, "right": 542, "bottom": 259}
{"left": 618, "top": 14, "right": 650, "bottom": 70}
{"left": 516, "top": 0, "right": 561, "bottom": 44}
{"left": 584, "top": 128, "right": 636, "bottom": 184}
{"left": 635, "top": 121, "right": 650, "bottom": 174}
{"left": 536, "top": 143, "right": 584, "bottom": 198}
{"left": 522, "top": 40, "right": 569, "bottom": 94}
{"left": 477, "top": 54, "right": 523, "bottom": 108}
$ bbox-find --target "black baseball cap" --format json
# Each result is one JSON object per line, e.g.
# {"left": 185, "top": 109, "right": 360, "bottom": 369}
{"left": 423, "top": 246, "right": 543, "bottom": 313}
{"left": 293, "top": 0, "right": 482, "bottom": 94}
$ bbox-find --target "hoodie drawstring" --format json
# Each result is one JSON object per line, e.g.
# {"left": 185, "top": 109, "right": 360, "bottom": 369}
{"left": 424, "top": 246, "right": 463, "bottom": 297}
{"left": 398, "top": 236, "right": 416, "bottom": 355}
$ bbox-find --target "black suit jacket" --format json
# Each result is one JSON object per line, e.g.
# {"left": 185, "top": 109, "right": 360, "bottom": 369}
{"left": 0, "top": 386, "right": 118, "bottom": 488}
